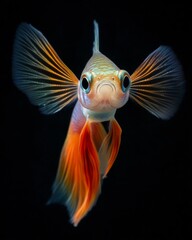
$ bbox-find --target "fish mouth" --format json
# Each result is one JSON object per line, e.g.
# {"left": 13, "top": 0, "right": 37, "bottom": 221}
{"left": 92, "top": 81, "right": 119, "bottom": 110}
{"left": 96, "top": 81, "right": 116, "bottom": 94}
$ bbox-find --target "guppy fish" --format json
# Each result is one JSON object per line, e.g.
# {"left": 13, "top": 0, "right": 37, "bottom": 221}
{"left": 12, "top": 21, "right": 185, "bottom": 226}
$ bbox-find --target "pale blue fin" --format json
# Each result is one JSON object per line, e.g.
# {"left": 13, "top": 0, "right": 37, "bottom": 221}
{"left": 12, "top": 23, "right": 79, "bottom": 114}
{"left": 130, "top": 46, "right": 185, "bottom": 119}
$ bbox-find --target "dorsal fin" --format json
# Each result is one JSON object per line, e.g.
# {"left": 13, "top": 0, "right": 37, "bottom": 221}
{"left": 93, "top": 20, "right": 99, "bottom": 53}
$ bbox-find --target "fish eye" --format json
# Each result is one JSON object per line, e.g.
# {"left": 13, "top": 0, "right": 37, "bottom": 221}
{"left": 80, "top": 74, "right": 91, "bottom": 94}
{"left": 82, "top": 77, "right": 89, "bottom": 89}
{"left": 119, "top": 70, "right": 131, "bottom": 93}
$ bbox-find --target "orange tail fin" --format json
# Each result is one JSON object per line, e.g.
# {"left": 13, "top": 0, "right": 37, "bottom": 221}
{"left": 48, "top": 110, "right": 122, "bottom": 226}
{"left": 98, "top": 119, "right": 122, "bottom": 177}
{"left": 48, "top": 120, "right": 101, "bottom": 226}
{"left": 84, "top": 120, "right": 122, "bottom": 177}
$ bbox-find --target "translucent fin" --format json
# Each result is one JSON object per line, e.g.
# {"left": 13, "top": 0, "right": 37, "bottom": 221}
{"left": 12, "top": 23, "right": 78, "bottom": 114}
{"left": 93, "top": 20, "right": 99, "bottom": 53}
{"left": 99, "top": 119, "right": 122, "bottom": 177}
{"left": 90, "top": 122, "right": 108, "bottom": 175}
{"left": 47, "top": 131, "right": 82, "bottom": 215}
{"left": 130, "top": 46, "right": 185, "bottom": 119}
{"left": 48, "top": 120, "right": 100, "bottom": 227}
{"left": 90, "top": 122, "right": 107, "bottom": 152}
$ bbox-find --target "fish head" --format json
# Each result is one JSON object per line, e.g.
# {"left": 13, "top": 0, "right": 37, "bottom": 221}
{"left": 78, "top": 70, "right": 131, "bottom": 112}
{"left": 78, "top": 69, "right": 131, "bottom": 113}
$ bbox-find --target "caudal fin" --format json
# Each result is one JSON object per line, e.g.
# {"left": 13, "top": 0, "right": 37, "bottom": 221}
{"left": 98, "top": 119, "right": 122, "bottom": 177}
{"left": 48, "top": 121, "right": 101, "bottom": 226}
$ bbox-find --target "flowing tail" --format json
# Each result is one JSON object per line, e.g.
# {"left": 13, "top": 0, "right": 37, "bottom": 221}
{"left": 48, "top": 115, "right": 122, "bottom": 226}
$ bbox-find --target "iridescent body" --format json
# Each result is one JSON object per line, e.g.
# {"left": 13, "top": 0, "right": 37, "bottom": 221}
{"left": 12, "top": 21, "right": 185, "bottom": 226}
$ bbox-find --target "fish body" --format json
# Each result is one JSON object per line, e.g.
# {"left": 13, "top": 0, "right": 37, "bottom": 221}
{"left": 12, "top": 21, "right": 185, "bottom": 226}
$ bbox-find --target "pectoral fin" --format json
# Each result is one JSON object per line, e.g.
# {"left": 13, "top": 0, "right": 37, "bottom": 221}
{"left": 130, "top": 46, "right": 185, "bottom": 119}
{"left": 12, "top": 23, "right": 78, "bottom": 114}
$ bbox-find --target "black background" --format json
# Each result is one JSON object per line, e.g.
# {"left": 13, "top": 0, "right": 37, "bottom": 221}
{"left": 1, "top": 1, "right": 191, "bottom": 239}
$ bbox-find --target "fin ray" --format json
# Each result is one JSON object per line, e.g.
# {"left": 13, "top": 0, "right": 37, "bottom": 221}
{"left": 130, "top": 46, "right": 185, "bottom": 119}
{"left": 12, "top": 23, "right": 79, "bottom": 114}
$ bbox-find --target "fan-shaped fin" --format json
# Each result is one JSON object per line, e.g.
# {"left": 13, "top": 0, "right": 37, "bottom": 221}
{"left": 12, "top": 23, "right": 78, "bottom": 114}
{"left": 130, "top": 46, "right": 185, "bottom": 119}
